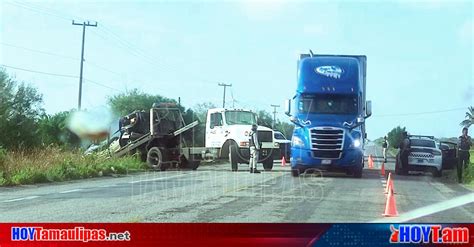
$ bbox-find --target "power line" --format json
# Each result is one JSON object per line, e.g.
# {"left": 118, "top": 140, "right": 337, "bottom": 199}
{"left": 1, "top": 42, "right": 122, "bottom": 77}
{"left": 0, "top": 42, "right": 77, "bottom": 60}
{"left": 372, "top": 107, "right": 467, "bottom": 118}
{"left": 19, "top": 1, "right": 86, "bottom": 22}
{"left": 7, "top": 0, "right": 221, "bottom": 87}
{"left": 0, "top": 64, "right": 121, "bottom": 91}
{"left": 96, "top": 24, "right": 220, "bottom": 85}
{"left": 1, "top": 64, "right": 78, "bottom": 78}
{"left": 5, "top": 1, "right": 72, "bottom": 21}
{"left": 84, "top": 78, "right": 120, "bottom": 91}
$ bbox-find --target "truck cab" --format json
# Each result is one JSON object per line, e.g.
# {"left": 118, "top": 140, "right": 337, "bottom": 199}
{"left": 285, "top": 52, "right": 372, "bottom": 177}
{"left": 205, "top": 108, "right": 278, "bottom": 171}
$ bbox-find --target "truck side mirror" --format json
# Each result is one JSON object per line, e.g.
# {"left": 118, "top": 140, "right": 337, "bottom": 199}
{"left": 289, "top": 116, "right": 303, "bottom": 128}
{"left": 365, "top": 100, "right": 372, "bottom": 118}
{"left": 284, "top": 99, "right": 291, "bottom": 116}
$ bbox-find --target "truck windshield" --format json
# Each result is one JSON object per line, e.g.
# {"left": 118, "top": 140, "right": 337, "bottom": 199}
{"left": 274, "top": 132, "right": 287, "bottom": 140}
{"left": 224, "top": 111, "right": 257, "bottom": 125}
{"left": 299, "top": 94, "right": 358, "bottom": 114}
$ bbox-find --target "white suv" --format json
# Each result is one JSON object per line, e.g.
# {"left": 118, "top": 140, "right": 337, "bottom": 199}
{"left": 396, "top": 135, "right": 443, "bottom": 177}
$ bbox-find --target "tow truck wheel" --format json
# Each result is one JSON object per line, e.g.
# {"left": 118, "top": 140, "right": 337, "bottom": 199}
{"left": 262, "top": 158, "right": 273, "bottom": 171}
{"left": 229, "top": 144, "right": 238, "bottom": 171}
{"left": 147, "top": 147, "right": 167, "bottom": 171}
{"left": 187, "top": 155, "right": 201, "bottom": 171}
{"left": 178, "top": 155, "right": 200, "bottom": 170}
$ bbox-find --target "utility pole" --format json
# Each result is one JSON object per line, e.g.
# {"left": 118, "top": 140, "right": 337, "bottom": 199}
{"left": 271, "top": 104, "right": 280, "bottom": 129}
{"left": 218, "top": 83, "right": 232, "bottom": 108}
{"left": 72, "top": 20, "right": 97, "bottom": 110}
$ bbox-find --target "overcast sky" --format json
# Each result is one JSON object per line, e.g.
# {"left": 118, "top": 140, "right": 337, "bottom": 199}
{"left": 1, "top": 0, "right": 472, "bottom": 138}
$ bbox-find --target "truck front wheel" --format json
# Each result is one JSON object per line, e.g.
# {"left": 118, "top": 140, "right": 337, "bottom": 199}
{"left": 291, "top": 168, "right": 302, "bottom": 177}
{"left": 352, "top": 165, "right": 363, "bottom": 178}
{"left": 229, "top": 143, "right": 239, "bottom": 171}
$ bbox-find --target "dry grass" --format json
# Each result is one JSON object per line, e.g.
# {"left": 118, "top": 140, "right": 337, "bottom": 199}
{"left": 0, "top": 146, "right": 145, "bottom": 186}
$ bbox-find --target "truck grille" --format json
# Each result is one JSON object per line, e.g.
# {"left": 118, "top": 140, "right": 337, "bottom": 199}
{"left": 257, "top": 131, "right": 273, "bottom": 142}
{"left": 310, "top": 127, "right": 344, "bottom": 159}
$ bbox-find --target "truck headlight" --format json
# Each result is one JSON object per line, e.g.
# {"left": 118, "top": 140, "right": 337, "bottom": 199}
{"left": 353, "top": 139, "right": 361, "bottom": 148}
{"left": 274, "top": 142, "right": 279, "bottom": 148}
{"left": 292, "top": 136, "right": 304, "bottom": 148}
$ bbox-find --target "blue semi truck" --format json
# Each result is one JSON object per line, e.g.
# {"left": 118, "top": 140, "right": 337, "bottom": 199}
{"left": 284, "top": 51, "right": 372, "bottom": 178}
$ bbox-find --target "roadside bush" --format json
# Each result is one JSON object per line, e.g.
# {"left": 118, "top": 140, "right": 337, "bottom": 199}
{"left": 0, "top": 147, "right": 7, "bottom": 186}
{"left": 0, "top": 147, "right": 146, "bottom": 186}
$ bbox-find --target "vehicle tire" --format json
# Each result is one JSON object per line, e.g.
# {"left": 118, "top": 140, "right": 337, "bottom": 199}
{"left": 189, "top": 161, "right": 200, "bottom": 170}
{"left": 262, "top": 156, "right": 274, "bottom": 171}
{"left": 291, "top": 168, "right": 301, "bottom": 177}
{"left": 229, "top": 143, "right": 239, "bottom": 171}
{"left": 178, "top": 155, "right": 200, "bottom": 170}
{"left": 352, "top": 165, "right": 363, "bottom": 178}
{"left": 188, "top": 155, "right": 201, "bottom": 170}
{"left": 147, "top": 147, "right": 167, "bottom": 171}
{"left": 432, "top": 168, "right": 442, "bottom": 177}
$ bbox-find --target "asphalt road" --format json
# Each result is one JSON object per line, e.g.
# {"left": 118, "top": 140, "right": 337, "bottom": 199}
{"left": 0, "top": 143, "right": 472, "bottom": 222}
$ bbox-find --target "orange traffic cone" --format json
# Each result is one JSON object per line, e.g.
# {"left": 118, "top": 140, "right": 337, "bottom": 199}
{"left": 382, "top": 187, "right": 399, "bottom": 217}
{"left": 281, "top": 156, "right": 286, "bottom": 167}
{"left": 381, "top": 162, "right": 386, "bottom": 176}
{"left": 385, "top": 172, "right": 395, "bottom": 194}
{"left": 368, "top": 155, "right": 374, "bottom": 169}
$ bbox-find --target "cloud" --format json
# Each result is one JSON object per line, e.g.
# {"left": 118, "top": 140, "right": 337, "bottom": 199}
{"left": 458, "top": 19, "right": 473, "bottom": 44}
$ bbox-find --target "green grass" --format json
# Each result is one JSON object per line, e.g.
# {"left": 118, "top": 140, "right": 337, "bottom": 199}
{"left": 0, "top": 146, "right": 146, "bottom": 186}
{"left": 464, "top": 150, "right": 474, "bottom": 188}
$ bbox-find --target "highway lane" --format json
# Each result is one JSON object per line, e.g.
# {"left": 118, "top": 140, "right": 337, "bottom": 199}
{"left": 0, "top": 144, "right": 472, "bottom": 222}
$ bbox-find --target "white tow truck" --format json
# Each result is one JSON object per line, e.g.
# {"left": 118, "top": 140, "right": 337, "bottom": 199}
{"left": 92, "top": 105, "right": 278, "bottom": 171}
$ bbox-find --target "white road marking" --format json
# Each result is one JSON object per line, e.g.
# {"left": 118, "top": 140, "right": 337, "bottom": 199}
{"left": 128, "top": 174, "right": 189, "bottom": 184}
{"left": 3, "top": 196, "right": 39, "bottom": 203}
{"left": 372, "top": 193, "right": 474, "bottom": 223}
{"left": 59, "top": 189, "right": 83, "bottom": 194}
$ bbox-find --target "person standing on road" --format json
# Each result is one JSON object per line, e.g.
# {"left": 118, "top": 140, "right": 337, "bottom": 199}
{"left": 399, "top": 131, "right": 410, "bottom": 173}
{"left": 457, "top": 127, "right": 472, "bottom": 183}
{"left": 382, "top": 136, "right": 389, "bottom": 162}
{"left": 249, "top": 124, "right": 261, "bottom": 174}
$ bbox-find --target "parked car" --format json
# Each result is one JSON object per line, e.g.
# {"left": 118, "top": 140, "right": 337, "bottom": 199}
{"left": 273, "top": 131, "right": 291, "bottom": 161}
{"left": 395, "top": 135, "right": 443, "bottom": 177}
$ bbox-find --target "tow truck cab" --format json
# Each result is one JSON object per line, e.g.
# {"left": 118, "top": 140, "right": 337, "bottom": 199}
{"left": 205, "top": 108, "right": 278, "bottom": 171}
